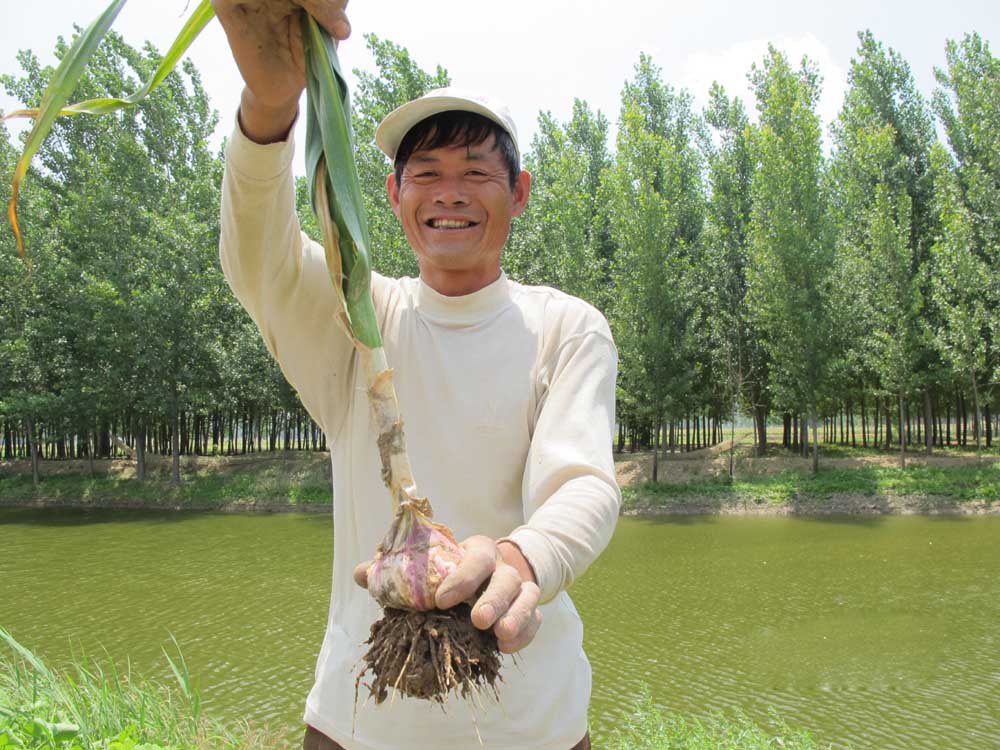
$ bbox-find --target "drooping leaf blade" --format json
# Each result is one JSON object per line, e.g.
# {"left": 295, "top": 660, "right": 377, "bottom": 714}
{"left": 4, "top": 0, "right": 216, "bottom": 259}
{"left": 2, "top": 0, "right": 215, "bottom": 122}
{"left": 6, "top": 0, "right": 129, "bottom": 258}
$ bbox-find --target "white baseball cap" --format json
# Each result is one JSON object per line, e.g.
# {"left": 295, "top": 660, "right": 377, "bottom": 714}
{"left": 375, "top": 87, "right": 520, "bottom": 162}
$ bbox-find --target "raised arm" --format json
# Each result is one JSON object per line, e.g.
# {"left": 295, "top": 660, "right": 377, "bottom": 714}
{"left": 214, "top": 0, "right": 358, "bottom": 440}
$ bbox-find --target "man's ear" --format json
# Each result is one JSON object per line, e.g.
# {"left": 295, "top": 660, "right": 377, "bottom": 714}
{"left": 386, "top": 173, "right": 401, "bottom": 218}
{"left": 511, "top": 170, "right": 531, "bottom": 218}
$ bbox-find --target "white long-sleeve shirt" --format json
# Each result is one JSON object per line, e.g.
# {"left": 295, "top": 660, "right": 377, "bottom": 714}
{"left": 219, "top": 120, "right": 620, "bottom": 750}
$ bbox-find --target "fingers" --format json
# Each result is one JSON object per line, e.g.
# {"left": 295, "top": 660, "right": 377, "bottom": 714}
{"left": 474, "top": 569, "right": 542, "bottom": 653}
{"left": 434, "top": 535, "right": 497, "bottom": 610}
{"left": 495, "top": 583, "right": 542, "bottom": 654}
{"left": 353, "top": 560, "right": 370, "bottom": 588}
{"left": 298, "top": 0, "right": 352, "bottom": 40}
{"left": 470, "top": 561, "right": 522, "bottom": 630}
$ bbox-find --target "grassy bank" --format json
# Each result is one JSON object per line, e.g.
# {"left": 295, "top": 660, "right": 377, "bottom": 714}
{"left": 1, "top": 631, "right": 827, "bottom": 750}
{"left": 623, "top": 460, "right": 1000, "bottom": 514}
{"left": 0, "top": 454, "right": 331, "bottom": 510}
{"left": 3, "top": 449, "right": 998, "bottom": 515}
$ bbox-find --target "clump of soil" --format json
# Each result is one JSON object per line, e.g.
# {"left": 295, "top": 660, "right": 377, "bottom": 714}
{"left": 356, "top": 604, "right": 502, "bottom": 706}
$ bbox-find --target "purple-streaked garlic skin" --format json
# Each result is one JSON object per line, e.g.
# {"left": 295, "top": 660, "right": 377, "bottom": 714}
{"left": 367, "top": 505, "right": 464, "bottom": 611}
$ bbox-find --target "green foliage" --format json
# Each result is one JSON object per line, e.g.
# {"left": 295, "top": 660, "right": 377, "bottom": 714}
{"left": 747, "top": 46, "right": 832, "bottom": 468}
{"left": 2, "top": 23, "right": 999, "bottom": 480}
{"left": 0, "top": 29, "right": 317, "bottom": 477}
{"left": 929, "top": 33, "right": 999, "bottom": 446}
{"left": 507, "top": 101, "right": 610, "bottom": 305}
{"left": 602, "top": 55, "right": 706, "bottom": 435}
{"left": 704, "top": 83, "right": 767, "bottom": 445}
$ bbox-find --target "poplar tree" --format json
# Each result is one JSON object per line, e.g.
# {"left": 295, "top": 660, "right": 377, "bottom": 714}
{"left": 747, "top": 46, "right": 832, "bottom": 474}
{"left": 928, "top": 145, "right": 992, "bottom": 457}
{"left": 933, "top": 33, "right": 1000, "bottom": 448}
{"left": 704, "top": 83, "right": 766, "bottom": 461}
{"left": 605, "top": 55, "right": 705, "bottom": 475}
{"left": 508, "top": 101, "right": 609, "bottom": 305}
{"left": 828, "top": 32, "right": 937, "bottom": 464}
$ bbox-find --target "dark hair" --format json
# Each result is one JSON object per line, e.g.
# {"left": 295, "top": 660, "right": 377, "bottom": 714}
{"left": 394, "top": 110, "right": 520, "bottom": 191}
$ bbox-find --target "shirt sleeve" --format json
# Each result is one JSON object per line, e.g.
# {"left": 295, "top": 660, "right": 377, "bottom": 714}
{"left": 219, "top": 115, "right": 357, "bottom": 443}
{"left": 506, "top": 322, "right": 621, "bottom": 603}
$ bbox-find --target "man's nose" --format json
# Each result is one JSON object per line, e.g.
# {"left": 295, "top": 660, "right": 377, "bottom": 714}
{"left": 433, "top": 174, "right": 468, "bottom": 204}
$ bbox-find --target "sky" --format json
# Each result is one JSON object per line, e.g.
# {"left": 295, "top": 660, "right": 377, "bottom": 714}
{"left": 1, "top": 0, "right": 998, "bottom": 176}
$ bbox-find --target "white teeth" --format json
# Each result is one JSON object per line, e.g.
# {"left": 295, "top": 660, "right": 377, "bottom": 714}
{"left": 431, "top": 219, "right": 472, "bottom": 229}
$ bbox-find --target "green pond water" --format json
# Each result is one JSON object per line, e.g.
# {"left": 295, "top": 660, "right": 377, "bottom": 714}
{"left": 1, "top": 508, "right": 998, "bottom": 749}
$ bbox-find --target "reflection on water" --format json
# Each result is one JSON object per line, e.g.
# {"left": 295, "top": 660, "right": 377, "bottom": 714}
{"left": 2, "top": 509, "right": 998, "bottom": 749}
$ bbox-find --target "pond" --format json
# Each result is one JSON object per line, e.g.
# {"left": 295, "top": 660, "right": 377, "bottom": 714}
{"left": 2, "top": 508, "right": 997, "bottom": 749}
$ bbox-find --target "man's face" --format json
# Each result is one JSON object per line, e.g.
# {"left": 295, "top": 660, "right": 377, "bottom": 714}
{"left": 387, "top": 134, "right": 530, "bottom": 296}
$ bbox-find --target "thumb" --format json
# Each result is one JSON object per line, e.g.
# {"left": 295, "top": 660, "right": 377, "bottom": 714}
{"left": 353, "top": 560, "right": 371, "bottom": 589}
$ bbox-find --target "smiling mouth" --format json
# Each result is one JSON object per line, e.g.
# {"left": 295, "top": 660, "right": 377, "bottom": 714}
{"left": 427, "top": 219, "right": 478, "bottom": 229}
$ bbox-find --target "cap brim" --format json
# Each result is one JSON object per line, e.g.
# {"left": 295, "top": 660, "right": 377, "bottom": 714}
{"left": 375, "top": 95, "right": 519, "bottom": 161}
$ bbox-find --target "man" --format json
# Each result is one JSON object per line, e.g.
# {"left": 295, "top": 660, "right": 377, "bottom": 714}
{"left": 212, "top": 2, "right": 620, "bottom": 748}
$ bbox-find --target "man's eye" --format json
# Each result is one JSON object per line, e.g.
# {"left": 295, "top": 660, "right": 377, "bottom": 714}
{"left": 466, "top": 170, "right": 488, "bottom": 178}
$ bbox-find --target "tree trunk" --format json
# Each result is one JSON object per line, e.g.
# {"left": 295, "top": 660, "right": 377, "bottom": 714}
{"left": 905, "top": 400, "right": 911, "bottom": 447}
{"left": 652, "top": 416, "right": 661, "bottom": 483}
{"left": 945, "top": 399, "right": 951, "bottom": 447}
{"left": 861, "top": 394, "right": 868, "bottom": 448}
{"left": 924, "top": 389, "right": 933, "bottom": 455}
{"left": 755, "top": 404, "right": 768, "bottom": 456}
{"left": 729, "top": 398, "right": 737, "bottom": 479}
{"left": 885, "top": 396, "right": 893, "bottom": 449}
{"left": 810, "top": 401, "right": 819, "bottom": 475}
{"left": 849, "top": 399, "right": 856, "bottom": 447}
{"left": 87, "top": 428, "right": 95, "bottom": 477}
{"left": 171, "top": 384, "right": 181, "bottom": 487}
{"left": 960, "top": 391, "right": 967, "bottom": 447}
{"left": 137, "top": 418, "right": 146, "bottom": 482}
{"left": 985, "top": 402, "right": 993, "bottom": 449}
{"left": 898, "top": 389, "right": 906, "bottom": 470}
{"left": 27, "top": 415, "right": 40, "bottom": 488}
{"left": 971, "top": 372, "right": 982, "bottom": 460}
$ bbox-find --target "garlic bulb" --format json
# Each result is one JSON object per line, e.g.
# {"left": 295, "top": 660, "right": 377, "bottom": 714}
{"left": 366, "top": 503, "right": 464, "bottom": 611}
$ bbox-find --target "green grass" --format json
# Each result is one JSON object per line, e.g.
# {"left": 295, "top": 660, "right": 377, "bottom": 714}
{"left": 607, "top": 690, "right": 831, "bottom": 750}
{"left": 624, "top": 461, "right": 1000, "bottom": 511}
{"left": 0, "top": 455, "right": 331, "bottom": 509}
{"left": 0, "top": 629, "right": 278, "bottom": 750}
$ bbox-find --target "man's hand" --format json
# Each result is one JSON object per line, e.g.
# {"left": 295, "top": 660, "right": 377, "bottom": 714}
{"left": 211, "top": 0, "right": 352, "bottom": 142}
{"left": 354, "top": 536, "right": 543, "bottom": 654}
